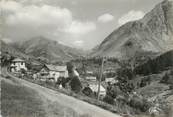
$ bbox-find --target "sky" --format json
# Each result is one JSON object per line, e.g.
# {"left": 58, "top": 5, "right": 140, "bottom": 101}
{"left": 0, "top": 0, "right": 162, "bottom": 50}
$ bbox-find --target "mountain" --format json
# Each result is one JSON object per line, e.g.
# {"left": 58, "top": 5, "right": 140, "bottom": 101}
{"left": 11, "top": 37, "right": 85, "bottom": 62}
{"left": 0, "top": 39, "right": 27, "bottom": 58}
{"left": 91, "top": 0, "right": 173, "bottom": 59}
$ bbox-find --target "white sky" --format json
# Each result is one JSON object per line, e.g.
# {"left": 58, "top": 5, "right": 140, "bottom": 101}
{"left": 0, "top": 0, "right": 162, "bottom": 50}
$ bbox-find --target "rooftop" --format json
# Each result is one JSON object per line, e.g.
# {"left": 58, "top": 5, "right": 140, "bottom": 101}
{"left": 86, "top": 76, "right": 96, "bottom": 79}
{"left": 89, "top": 84, "right": 106, "bottom": 92}
{"left": 12, "top": 58, "right": 25, "bottom": 62}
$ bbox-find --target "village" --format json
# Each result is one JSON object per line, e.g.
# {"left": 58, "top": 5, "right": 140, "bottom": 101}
{"left": 1, "top": 48, "right": 173, "bottom": 117}
{"left": 1, "top": 0, "right": 173, "bottom": 117}
{"left": 8, "top": 57, "right": 120, "bottom": 100}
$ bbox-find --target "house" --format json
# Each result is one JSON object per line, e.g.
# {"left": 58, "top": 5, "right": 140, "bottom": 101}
{"left": 39, "top": 64, "right": 68, "bottom": 82}
{"left": 10, "top": 58, "right": 27, "bottom": 72}
{"left": 86, "top": 70, "right": 93, "bottom": 75}
{"left": 89, "top": 84, "right": 106, "bottom": 97}
{"left": 86, "top": 76, "right": 97, "bottom": 81}
{"left": 39, "top": 66, "right": 49, "bottom": 80}
{"left": 105, "top": 77, "right": 115, "bottom": 83}
{"left": 103, "top": 68, "right": 115, "bottom": 74}
{"left": 105, "top": 77, "right": 118, "bottom": 84}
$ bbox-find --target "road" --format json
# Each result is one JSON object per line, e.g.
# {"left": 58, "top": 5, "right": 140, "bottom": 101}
{"left": 4, "top": 69, "right": 121, "bottom": 117}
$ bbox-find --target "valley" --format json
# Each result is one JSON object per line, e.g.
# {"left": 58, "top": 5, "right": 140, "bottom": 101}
{"left": 1, "top": 0, "right": 173, "bottom": 117}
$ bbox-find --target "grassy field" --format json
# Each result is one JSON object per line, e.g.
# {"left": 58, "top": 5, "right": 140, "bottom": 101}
{"left": 1, "top": 79, "right": 46, "bottom": 117}
{"left": 0, "top": 77, "right": 97, "bottom": 117}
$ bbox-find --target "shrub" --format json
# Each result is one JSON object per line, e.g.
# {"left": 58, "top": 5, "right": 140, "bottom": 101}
{"left": 129, "top": 96, "right": 150, "bottom": 112}
{"left": 103, "top": 95, "right": 114, "bottom": 104}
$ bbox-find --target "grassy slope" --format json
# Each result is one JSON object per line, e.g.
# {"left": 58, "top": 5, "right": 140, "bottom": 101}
{"left": 1, "top": 79, "right": 46, "bottom": 117}
{"left": 1, "top": 77, "right": 95, "bottom": 117}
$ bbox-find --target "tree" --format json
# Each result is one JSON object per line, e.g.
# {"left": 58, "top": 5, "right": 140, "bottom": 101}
{"left": 117, "top": 67, "right": 134, "bottom": 81}
{"left": 70, "top": 76, "right": 82, "bottom": 93}
{"left": 66, "top": 62, "right": 74, "bottom": 76}
{"left": 82, "top": 86, "right": 94, "bottom": 97}
{"left": 1, "top": 54, "right": 14, "bottom": 67}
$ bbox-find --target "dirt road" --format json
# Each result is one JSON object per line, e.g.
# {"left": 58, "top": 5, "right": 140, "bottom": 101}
{"left": 4, "top": 72, "right": 121, "bottom": 117}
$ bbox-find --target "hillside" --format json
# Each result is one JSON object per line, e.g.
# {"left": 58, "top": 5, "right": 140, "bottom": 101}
{"left": 91, "top": 0, "right": 173, "bottom": 59}
{"left": 134, "top": 50, "right": 173, "bottom": 75}
{"left": 1, "top": 71, "right": 121, "bottom": 117}
{"left": 0, "top": 40, "right": 28, "bottom": 59}
{"left": 11, "top": 37, "right": 85, "bottom": 62}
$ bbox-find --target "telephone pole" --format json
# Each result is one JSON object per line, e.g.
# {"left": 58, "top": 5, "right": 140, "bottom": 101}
{"left": 97, "top": 57, "right": 105, "bottom": 100}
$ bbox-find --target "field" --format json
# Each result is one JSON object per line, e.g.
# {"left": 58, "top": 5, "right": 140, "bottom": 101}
{"left": 1, "top": 78, "right": 46, "bottom": 117}
{"left": 1, "top": 77, "right": 92, "bottom": 117}
{"left": 0, "top": 71, "right": 121, "bottom": 117}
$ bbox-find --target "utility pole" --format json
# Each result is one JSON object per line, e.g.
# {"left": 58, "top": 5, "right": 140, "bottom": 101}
{"left": 97, "top": 57, "right": 105, "bottom": 100}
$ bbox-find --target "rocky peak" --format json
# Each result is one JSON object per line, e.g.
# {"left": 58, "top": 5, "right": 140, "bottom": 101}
{"left": 91, "top": 0, "right": 173, "bottom": 59}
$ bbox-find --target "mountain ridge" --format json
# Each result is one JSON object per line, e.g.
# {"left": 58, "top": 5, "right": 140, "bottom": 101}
{"left": 10, "top": 36, "right": 85, "bottom": 62}
{"left": 91, "top": 0, "right": 173, "bottom": 59}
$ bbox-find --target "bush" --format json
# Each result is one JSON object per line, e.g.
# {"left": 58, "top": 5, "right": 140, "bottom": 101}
{"left": 129, "top": 96, "right": 150, "bottom": 112}
{"left": 103, "top": 95, "right": 114, "bottom": 104}
{"left": 82, "top": 87, "right": 94, "bottom": 97}
{"left": 20, "top": 68, "right": 27, "bottom": 74}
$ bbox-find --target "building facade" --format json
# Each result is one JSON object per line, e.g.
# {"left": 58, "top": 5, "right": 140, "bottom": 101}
{"left": 10, "top": 58, "right": 27, "bottom": 72}
{"left": 39, "top": 64, "right": 68, "bottom": 82}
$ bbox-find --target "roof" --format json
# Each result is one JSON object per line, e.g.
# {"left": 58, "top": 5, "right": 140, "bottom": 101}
{"left": 89, "top": 84, "right": 106, "bottom": 92}
{"left": 86, "top": 76, "right": 97, "bottom": 80}
{"left": 46, "top": 64, "right": 67, "bottom": 72}
{"left": 12, "top": 58, "right": 25, "bottom": 62}
{"left": 86, "top": 71, "right": 93, "bottom": 74}
{"left": 105, "top": 77, "right": 115, "bottom": 82}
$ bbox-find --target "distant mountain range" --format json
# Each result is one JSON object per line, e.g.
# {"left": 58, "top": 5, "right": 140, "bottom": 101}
{"left": 91, "top": 0, "right": 173, "bottom": 59}
{"left": 10, "top": 36, "right": 85, "bottom": 62}
{"left": 1, "top": 0, "right": 173, "bottom": 63}
{"left": 1, "top": 37, "right": 85, "bottom": 62}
